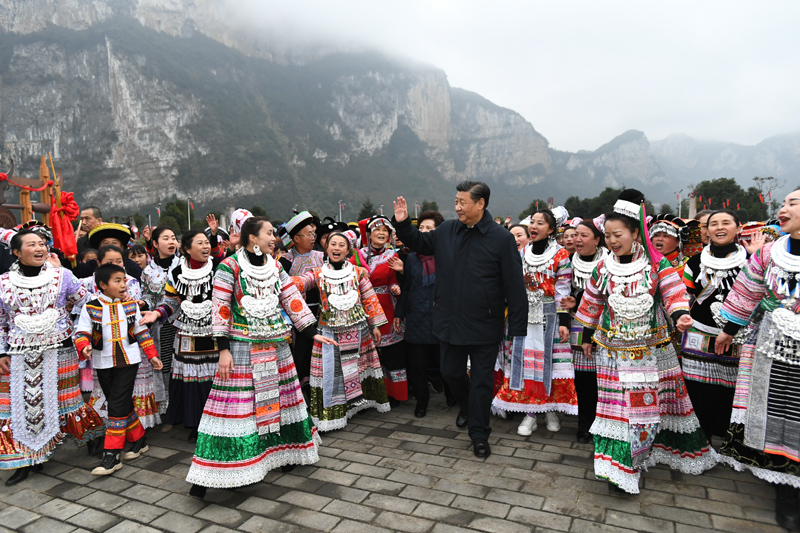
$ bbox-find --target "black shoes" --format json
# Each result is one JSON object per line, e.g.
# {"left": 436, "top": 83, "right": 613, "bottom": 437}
{"left": 456, "top": 410, "right": 468, "bottom": 428}
{"left": 775, "top": 484, "right": 800, "bottom": 530}
{"left": 92, "top": 451, "right": 122, "bottom": 476}
{"left": 445, "top": 394, "right": 457, "bottom": 407}
{"left": 123, "top": 435, "right": 149, "bottom": 461}
{"left": 414, "top": 403, "right": 427, "bottom": 418}
{"left": 281, "top": 464, "right": 296, "bottom": 473}
{"left": 576, "top": 431, "right": 593, "bottom": 444}
{"left": 189, "top": 484, "right": 207, "bottom": 499}
{"left": 472, "top": 439, "right": 491, "bottom": 458}
{"left": 188, "top": 429, "right": 199, "bottom": 443}
{"left": 5, "top": 464, "right": 43, "bottom": 486}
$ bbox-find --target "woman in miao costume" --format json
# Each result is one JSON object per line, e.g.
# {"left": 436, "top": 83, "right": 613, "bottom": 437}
{"left": 0, "top": 229, "right": 104, "bottom": 486}
{"left": 574, "top": 189, "right": 715, "bottom": 494}
{"left": 493, "top": 207, "right": 577, "bottom": 435}
{"left": 186, "top": 217, "right": 330, "bottom": 499}
{"left": 295, "top": 232, "right": 390, "bottom": 431}
{"left": 715, "top": 188, "right": 800, "bottom": 529}
{"left": 679, "top": 210, "right": 747, "bottom": 442}
{"left": 351, "top": 215, "right": 407, "bottom": 405}
{"left": 141, "top": 229, "right": 223, "bottom": 442}
{"left": 140, "top": 226, "right": 180, "bottom": 396}
{"left": 568, "top": 218, "right": 607, "bottom": 444}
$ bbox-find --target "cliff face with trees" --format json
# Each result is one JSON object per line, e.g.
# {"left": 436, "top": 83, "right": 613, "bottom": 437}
{"left": 2, "top": 0, "right": 799, "bottom": 222}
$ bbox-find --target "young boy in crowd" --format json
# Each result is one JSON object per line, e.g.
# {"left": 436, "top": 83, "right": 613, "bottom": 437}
{"left": 74, "top": 263, "right": 163, "bottom": 475}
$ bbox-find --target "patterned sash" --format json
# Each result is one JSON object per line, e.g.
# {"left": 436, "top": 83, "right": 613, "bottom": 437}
{"left": 252, "top": 345, "right": 280, "bottom": 436}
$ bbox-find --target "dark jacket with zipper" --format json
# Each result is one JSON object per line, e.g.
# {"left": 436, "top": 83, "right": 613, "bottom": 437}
{"left": 393, "top": 210, "right": 527, "bottom": 346}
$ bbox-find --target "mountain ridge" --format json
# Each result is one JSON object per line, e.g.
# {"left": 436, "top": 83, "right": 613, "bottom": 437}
{"left": 1, "top": 0, "right": 798, "bottom": 221}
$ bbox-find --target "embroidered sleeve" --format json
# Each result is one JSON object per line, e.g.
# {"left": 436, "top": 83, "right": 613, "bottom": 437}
{"left": 64, "top": 269, "right": 90, "bottom": 309}
{"left": 292, "top": 270, "right": 318, "bottom": 294}
{"left": 127, "top": 277, "right": 143, "bottom": 302}
{"left": 682, "top": 261, "right": 696, "bottom": 292}
{"left": 721, "top": 243, "right": 769, "bottom": 326}
{"left": 554, "top": 250, "right": 572, "bottom": 312}
{"left": 278, "top": 264, "right": 316, "bottom": 331}
{"left": 157, "top": 278, "right": 181, "bottom": 321}
{"left": 574, "top": 262, "right": 605, "bottom": 328}
{"left": 74, "top": 305, "right": 93, "bottom": 356}
{"left": 212, "top": 258, "right": 236, "bottom": 337}
{"left": 656, "top": 259, "right": 690, "bottom": 316}
{"left": 132, "top": 305, "right": 158, "bottom": 359}
{"left": 358, "top": 267, "right": 388, "bottom": 329}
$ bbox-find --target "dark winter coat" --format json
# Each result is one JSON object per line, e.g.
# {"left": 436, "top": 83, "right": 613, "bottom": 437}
{"left": 394, "top": 252, "right": 436, "bottom": 345}
{"left": 393, "top": 210, "right": 527, "bottom": 346}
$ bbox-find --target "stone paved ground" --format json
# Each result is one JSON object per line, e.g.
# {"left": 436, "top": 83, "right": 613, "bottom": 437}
{"left": 0, "top": 392, "right": 785, "bottom": 533}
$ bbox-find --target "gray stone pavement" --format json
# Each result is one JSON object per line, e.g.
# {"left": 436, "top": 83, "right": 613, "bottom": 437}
{"left": 0, "top": 392, "right": 786, "bottom": 533}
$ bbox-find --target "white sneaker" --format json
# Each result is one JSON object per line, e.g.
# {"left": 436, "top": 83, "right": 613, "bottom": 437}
{"left": 517, "top": 415, "right": 537, "bottom": 436}
{"left": 545, "top": 412, "right": 561, "bottom": 432}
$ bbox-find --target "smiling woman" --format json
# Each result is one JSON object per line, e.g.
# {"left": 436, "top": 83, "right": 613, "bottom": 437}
{"left": 142, "top": 229, "right": 223, "bottom": 442}
{"left": 575, "top": 189, "right": 715, "bottom": 494}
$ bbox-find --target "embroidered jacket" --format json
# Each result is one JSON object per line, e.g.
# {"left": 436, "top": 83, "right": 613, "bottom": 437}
{"left": 720, "top": 241, "right": 785, "bottom": 325}
{"left": 525, "top": 246, "right": 572, "bottom": 311}
{"left": 0, "top": 265, "right": 89, "bottom": 354}
{"left": 153, "top": 258, "right": 221, "bottom": 336}
{"left": 74, "top": 295, "right": 157, "bottom": 368}
{"left": 664, "top": 249, "right": 688, "bottom": 282}
{"left": 294, "top": 264, "right": 387, "bottom": 331}
{"left": 140, "top": 256, "right": 180, "bottom": 311}
{"left": 212, "top": 254, "right": 316, "bottom": 343}
{"left": 350, "top": 247, "right": 402, "bottom": 345}
{"left": 574, "top": 249, "right": 690, "bottom": 352}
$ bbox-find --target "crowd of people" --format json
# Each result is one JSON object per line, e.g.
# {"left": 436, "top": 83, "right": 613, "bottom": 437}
{"left": 0, "top": 180, "right": 799, "bottom": 528}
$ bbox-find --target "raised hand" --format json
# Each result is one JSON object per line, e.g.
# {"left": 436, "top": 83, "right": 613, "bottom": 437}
{"left": 393, "top": 197, "right": 408, "bottom": 223}
{"left": 142, "top": 225, "right": 151, "bottom": 241}
{"left": 743, "top": 231, "right": 766, "bottom": 256}
{"left": 206, "top": 214, "right": 219, "bottom": 235}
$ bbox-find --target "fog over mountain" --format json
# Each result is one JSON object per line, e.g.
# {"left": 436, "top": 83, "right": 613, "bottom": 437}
{"left": 0, "top": 0, "right": 797, "bottom": 220}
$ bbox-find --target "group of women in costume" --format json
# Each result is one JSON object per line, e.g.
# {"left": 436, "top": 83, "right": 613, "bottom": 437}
{"left": 1, "top": 187, "right": 800, "bottom": 528}
{"left": 496, "top": 187, "right": 800, "bottom": 528}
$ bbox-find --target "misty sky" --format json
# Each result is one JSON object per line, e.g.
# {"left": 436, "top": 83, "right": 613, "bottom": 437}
{"left": 232, "top": 0, "right": 799, "bottom": 153}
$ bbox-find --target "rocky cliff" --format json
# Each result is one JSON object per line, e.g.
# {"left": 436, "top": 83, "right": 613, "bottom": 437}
{"left": 1, "top": 0, "right": 797, "bottom": 220}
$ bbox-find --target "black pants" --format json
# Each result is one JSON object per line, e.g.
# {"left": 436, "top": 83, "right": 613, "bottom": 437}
{"left": 96, "top": 364, "right": 139, "bottom": 419}
{"left": 685, "top": 379, "right": 735, "bottom": 440}
{"left": 407, "top": 342, "right": 440, "bottom": 408}
{"left": 574, "top": 370, "right": 598, "bottom": 433}
{"left": 292, "top": 327, "right": 313, "bottom": 385}
{"left": 440, "top": 342, "right": 497, "bottom": 440}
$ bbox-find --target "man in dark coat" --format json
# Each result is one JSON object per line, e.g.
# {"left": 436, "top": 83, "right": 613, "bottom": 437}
{"left": 392, "top": 181, "right": 527, "bottom": 458}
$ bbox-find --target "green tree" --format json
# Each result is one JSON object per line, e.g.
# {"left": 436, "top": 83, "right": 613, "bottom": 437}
{"left": 519, "top": 199, "right": 551, "bottom": 220}
{"left": 563, "top": 187, "right": 655, "bottom": 219}
{"left": 691, "top": 178, "right": 767, "bottom": 222}
{"left": 157, "top": 215, "right": 181, "bottom": 234}
{"left": 358, "top": 198, "right": 378, "bottom": 220}
{"left": 249, "top": 205, "right": 268, "bottom": 217}
{"left": 658, "top": 203, "right": 675, "bottom": 216}
{"left": 159, "top": 199, "right": 205, "bottom": 233}
{"left": 420, "top": 200, "right": 439, "bottom": 212}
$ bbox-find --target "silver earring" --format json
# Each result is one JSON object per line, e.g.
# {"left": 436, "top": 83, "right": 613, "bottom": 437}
{"left": 254, "top": 244, "right": 263, "bottom": 256}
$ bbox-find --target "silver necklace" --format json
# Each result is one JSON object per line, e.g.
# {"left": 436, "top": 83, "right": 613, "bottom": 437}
{"left": 572, "top": 249, "right": 606, "bottom": 290}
